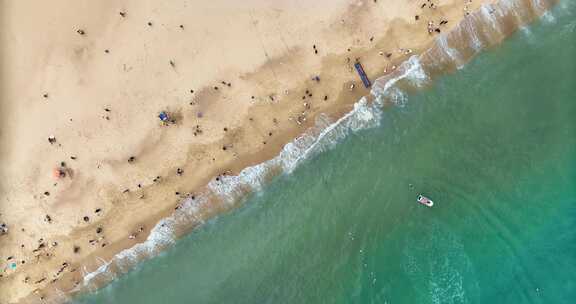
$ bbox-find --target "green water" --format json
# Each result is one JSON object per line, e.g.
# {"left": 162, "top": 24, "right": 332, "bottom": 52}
{"left": 77, "top": 4, "right": 576, "bottom": 304}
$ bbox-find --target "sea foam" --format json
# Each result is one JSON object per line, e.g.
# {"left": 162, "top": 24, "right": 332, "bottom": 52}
{"left": 78, "top": 0, "right": 557, "bottom": 297}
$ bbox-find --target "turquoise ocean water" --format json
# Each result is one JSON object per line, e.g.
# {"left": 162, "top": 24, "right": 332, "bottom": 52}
{"left": 76, "top": 2, "right": 575, "bottom": 303}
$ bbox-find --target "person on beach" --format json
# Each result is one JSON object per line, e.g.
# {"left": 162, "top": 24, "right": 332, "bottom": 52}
{"left": 0, "top": 223, "right": 8, "bottom": 235}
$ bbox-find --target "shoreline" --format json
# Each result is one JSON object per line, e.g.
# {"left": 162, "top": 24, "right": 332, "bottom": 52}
{"left": 0, "top": 0, "right": 557, "bottom": 303}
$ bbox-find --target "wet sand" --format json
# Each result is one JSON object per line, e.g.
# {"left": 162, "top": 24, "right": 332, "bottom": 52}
{"left": 0, "top": 0, "right": 532, "bottom": 303}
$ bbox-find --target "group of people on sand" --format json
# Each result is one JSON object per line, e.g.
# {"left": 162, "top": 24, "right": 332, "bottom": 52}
{"left": 0, "top": 2, "right": 476, "bottom": 302}
{"left": 427, "top": 18, "right": 449, "bottom": 34}
{"left": 128, "top": 226, "right": 145, "bottom": 239}
{"left": 418, "top": 0, "right": 467, "bottom": 34}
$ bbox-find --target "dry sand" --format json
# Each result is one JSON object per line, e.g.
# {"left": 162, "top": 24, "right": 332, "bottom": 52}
{"left": 0, "top": 0, "right": 496, "bottom": 303}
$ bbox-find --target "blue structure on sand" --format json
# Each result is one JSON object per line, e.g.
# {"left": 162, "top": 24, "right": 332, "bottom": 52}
{"left": 354, "top": 62, "right": 371, "bottom": 88}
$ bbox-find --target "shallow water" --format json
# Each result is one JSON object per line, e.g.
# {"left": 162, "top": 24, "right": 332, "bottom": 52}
{"left": 76, "top": 2, "right": 576, "bottom": 303}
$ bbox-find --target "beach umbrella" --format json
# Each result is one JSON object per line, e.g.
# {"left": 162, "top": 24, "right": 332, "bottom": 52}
{"left": 159, "top": 111, "right": 169, "bottom": 122}
{"left": 52, "top": 167, "right": 65, "bottom": 179}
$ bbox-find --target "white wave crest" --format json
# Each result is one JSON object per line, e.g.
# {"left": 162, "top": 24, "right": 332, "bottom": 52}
{"left": 77, "top": 0, "right": 558, "bottom": 298}
{"left": 371, "top": 55, "right": 428, "bottom": 98}
{"left": 80, "top": 196, "right": 216, "bottom": 288}
{"left": 209, "top": 96, "right": 382, "bottom": 203}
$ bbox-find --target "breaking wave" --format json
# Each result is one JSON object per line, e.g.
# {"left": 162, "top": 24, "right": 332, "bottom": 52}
{"left": 75, "top": 0, "right": 557, "bottom": 300}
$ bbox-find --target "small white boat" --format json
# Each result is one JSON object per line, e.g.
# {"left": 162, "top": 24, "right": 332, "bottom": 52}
{"left": 417, "top": 194, "right": 434, "bottom": 207}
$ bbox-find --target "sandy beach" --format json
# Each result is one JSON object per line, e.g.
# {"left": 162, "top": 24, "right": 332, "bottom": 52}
{"left": 0, "top": 0, "right": 555, "bottom": 302}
